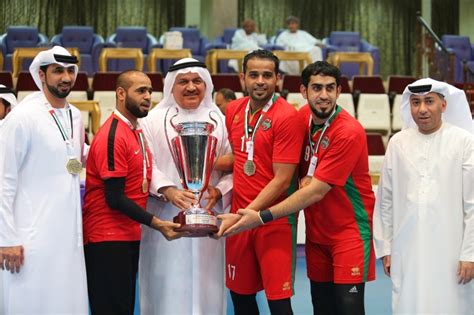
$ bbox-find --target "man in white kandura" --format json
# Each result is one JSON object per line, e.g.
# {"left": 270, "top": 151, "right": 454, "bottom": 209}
{"left": 0, "top": 85, "right": 17, "bottom": 127}
{"left": 373, "top": 78, "right": 473, "bottom": 314}
{"left": 276, "top": 16, "right": 323, "bottom": 75}
{"left": 0, "top": 46, "right": 88, "bottom": 314}
{"left": 139, "top": 58, "right": 233, "bottom": 315}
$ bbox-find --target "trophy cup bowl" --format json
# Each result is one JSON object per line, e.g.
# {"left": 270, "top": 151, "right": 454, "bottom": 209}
{"left": 169, "top": 121, "right": 219, "bottom": 237}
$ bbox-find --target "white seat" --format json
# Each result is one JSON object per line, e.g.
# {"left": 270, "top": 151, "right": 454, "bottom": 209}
{"left": 66, "top": 92, "right": 90, "bottom": 130}
{"left": 338, "top": 93, "right": 355, "bottom": 117}
{"left": 93, "top": 91, "right": 116, "bottom": 126}
{"left": 286, "top": 93, "right": 307, "bottom": 109}
{"left": 392, "top": 94, "right": 403, "bottom": 132}
{"left": 357, "top": 94, "right": 391, "bottom": 135}
{"left": 368, "top": 155, "right": 385, "bottom": 174}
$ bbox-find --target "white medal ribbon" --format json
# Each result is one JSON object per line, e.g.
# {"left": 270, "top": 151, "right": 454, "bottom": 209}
{"left": 47, "top": 106, "right": 80, "bottom": 166}
{"left": 243, "top": 94, "right": 277, "bottom": 162}
{"left": 114, "top": 111, "right": 149, "bottom": 187}
{"left": 306, "top": 107, "right": 338, "bottom": 177}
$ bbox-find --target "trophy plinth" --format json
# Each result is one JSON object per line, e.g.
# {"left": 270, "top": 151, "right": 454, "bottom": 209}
{"left": 173, "top": 208, "right": 219, "bottom": 237}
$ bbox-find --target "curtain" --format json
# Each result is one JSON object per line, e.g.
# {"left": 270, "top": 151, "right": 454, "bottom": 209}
{"left": 0, "top": 0, "right": 184, "bottom": 40}
{"left": 432, "top": 0, "right": 459, "bottom": 36}
{"left": 238, "top": 0, "right": 423, "bottom": 77}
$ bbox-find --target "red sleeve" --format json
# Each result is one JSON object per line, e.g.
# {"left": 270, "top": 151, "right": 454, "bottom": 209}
{"left": 272, "top": 107, "right": 305, "bottom": 164}
{"left": 314, "top": 128, "right": 364, "bottom": 186}
{"left": 97, "top": 132, "right": 129, "bottom": 179}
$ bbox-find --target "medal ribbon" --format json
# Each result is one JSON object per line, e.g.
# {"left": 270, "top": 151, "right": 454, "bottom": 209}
{"left": 306, "top": 106, "right": 339, "bottom": 177}
{"left": 48, "top": 108, "right": 77, "bottom": 161}
{"left": 114, "top": 111, "right": 149, "bottom": 187}
{"left": 243, "top": 94, "right": 278, "bottom": 162}
{"left": 137, "top": 129, "right": 149, "bottom": 186}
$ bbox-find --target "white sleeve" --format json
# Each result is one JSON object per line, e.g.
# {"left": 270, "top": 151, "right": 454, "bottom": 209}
{"left": 460, "top": 135, "right": 474, "bottom": 262}
{"left": 373, "top": 142, "right": 394, "bottom": 259}
{"left": 276, "top": 31, "right": 289, "bottom": 47}
{"left": 0, "top": 113, "right": 29, "bottom": 246}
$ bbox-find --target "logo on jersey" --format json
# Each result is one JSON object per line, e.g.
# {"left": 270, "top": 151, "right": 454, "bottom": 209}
{"left": 351, "top": 266, "right": 361, "bottom": 276}
{"left": 261, "top": 118, "right": 272, "bottom": 131}
{"left": 321, "top": 136, "right": 330, "bottom": 150}
{"left": 282, "top": 281, "right": 291, "bottom": 291}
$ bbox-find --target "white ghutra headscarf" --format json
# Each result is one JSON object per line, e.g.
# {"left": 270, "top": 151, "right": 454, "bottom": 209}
{"left": 29, "top": 46, "right": 79, "bottom": 92}
{"left": 155, "top": 57, "right": 215, "bottom": 111}
{"left": 400, "top": 78, "right": 472, "bottom": 133}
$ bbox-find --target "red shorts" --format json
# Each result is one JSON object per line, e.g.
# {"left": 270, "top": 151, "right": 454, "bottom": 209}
{"left": 305, "top": 238, "right": 375, "bottom": 284}
{"left": 225, "top": 224, "right": 297, "bottom": 300}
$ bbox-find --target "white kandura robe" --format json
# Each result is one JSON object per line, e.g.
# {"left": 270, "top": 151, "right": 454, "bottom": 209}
{"left": 276, "top": 30, "right": 323, "bottom": 75}
{"left": 228, "top": 29, "right": 267, "bottom": 72}
{"left": 0, "top": 92, "right": 88, "bottom": 315}
{"left": 139, "top": 104, "right": 233, "bottom": 315}
{"left": 374, "top": 123, "right": 474, "bottom": 315}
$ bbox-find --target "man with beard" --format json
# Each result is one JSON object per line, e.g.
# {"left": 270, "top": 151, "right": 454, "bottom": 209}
{"left": 83, "top": 70, "right": 184, "bottom": 315}
{"left": 219, "top": 61, "right": 375, "bottom": 315}
{"left": 0, "top": 46, "right": 88, "bottom": 314}
{"left": 219, "top": 49, "right": 304, "bottom": 315}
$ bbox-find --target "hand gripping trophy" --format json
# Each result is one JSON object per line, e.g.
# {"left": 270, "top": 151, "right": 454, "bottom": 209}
{"left": 165, "top": 107, "right": 221, "bottom": 237}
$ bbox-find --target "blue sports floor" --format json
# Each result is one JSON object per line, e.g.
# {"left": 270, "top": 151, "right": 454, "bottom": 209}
{"left": 134, "top": 246, "right": 392, "bottom": 315}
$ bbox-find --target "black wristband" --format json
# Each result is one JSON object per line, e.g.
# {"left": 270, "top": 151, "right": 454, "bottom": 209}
{"left": 259, "top": 209, "right": 274, "bottom": 224}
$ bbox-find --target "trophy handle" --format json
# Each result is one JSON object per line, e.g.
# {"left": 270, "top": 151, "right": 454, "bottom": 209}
{"left": 164, "top": 106, "right": 181, "bottom": 177}
{"left": 209, "top": 110, "right": 227, "bottom": 168}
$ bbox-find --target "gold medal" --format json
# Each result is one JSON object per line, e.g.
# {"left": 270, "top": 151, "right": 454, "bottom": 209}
{"left": 66, "top": 158, "right": 82, "bottom": 175}
{"left": 142, "top": 179, "right": 149, "bottom": 193}
{"left": 243, "top": 160, "right": 256, "bottom": 176}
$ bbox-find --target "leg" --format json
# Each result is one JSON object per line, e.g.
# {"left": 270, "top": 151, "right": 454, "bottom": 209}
{"left": 230, "top": 291, "right": 259, "bottom": 315}
{"left": 333, "top": 283, "right": 366, "bottom": 315}
{"left": 84, "top": 241, "right": 140, "bottom": 315}
{"left": 255, "top": 224, "right": 296, "bottom": 313}
{"left": 310, "top": 281, "right": 337, "bottom": 315}
{"left": 268, "top": 298, "right": 293, "bottom": 315}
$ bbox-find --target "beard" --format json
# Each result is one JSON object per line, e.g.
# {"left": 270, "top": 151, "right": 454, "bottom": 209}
{"left": 46, "top": 83, "right": 71, "bottom": 99}
{"left": 125, "top": 95, "right": 149, "bottom": 118}
{"left": 309, "top": 101, "right": 335, "bottom": 120}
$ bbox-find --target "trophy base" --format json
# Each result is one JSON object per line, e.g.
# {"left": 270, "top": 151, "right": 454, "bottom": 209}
{"left": 173, "top": 211, "right": 218, "bottom": 237}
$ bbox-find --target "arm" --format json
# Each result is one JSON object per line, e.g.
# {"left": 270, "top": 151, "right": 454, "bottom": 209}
{"left": 104, "top": 177, "right": 184, "bottom": 240}
{"left": 458, "top": 136, "right": 474, "bottom": 284}
{"left": 213, "top": 153, "right": 234, "bottom": 172}
{"left": 0, "top": 113, "right": 29, "bottom": 273}
{"left": 373, "top": 149, "right": 394, "bottom": 259}
{"left": 220, "top": 176, "right": 331, "bottom": 236}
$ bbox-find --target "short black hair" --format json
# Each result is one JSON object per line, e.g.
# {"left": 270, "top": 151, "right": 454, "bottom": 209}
{"left": 243, "top": 49, "right": 279, "bottom": 74}
{"left": 116, "top": 69, "right": 146, "bottom": 90}
{"left": 39, "top": 65, "right": 48, "bottom": 74}
{"left": 1, "top": 98, "right": 11, "bottom": 108}
{"left": 218, "top": 88, "right": 237, "bottom": 101}
{"left": 301, "top": 61, "right": 341, "bottom": 87}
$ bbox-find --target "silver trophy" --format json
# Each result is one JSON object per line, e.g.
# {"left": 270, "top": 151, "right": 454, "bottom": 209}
{"left": 165, "top": 107, "right": 219, "bottom": 237}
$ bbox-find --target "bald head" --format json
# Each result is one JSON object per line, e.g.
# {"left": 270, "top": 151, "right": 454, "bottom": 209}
{"left": 116, "top": 70, "right": 146, "bottom": 91}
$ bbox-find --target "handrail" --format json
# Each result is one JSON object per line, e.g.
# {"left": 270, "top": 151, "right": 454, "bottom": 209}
{"left": 416, "top": 13, "right": 449, "bottom": 54}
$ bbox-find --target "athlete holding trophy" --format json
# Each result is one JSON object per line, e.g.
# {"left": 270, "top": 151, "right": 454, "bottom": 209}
{"left": 139, "top": 58, "right": 233, "bottom": 315}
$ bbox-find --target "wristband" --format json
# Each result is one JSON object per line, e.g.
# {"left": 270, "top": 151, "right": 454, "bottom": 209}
{"left": 258, "top": 209, "right": 274, "bottom": 224}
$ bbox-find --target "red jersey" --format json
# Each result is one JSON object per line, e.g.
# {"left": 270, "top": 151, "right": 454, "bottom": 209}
{"left": 225, "top": 95, "right": 304, "bottom": 225}
{"left": 83, "top": 114, "right": 152, "bottom": 244}
{"left": 298, "top": 105, "right": 375, "bottom": 244}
